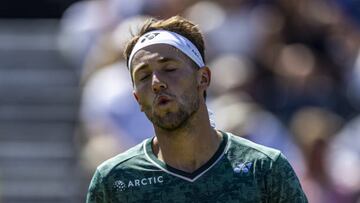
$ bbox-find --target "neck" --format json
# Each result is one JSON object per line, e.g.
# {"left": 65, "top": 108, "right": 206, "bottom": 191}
{"left": 152, "top": 104, "right": 222, "bottom": 173}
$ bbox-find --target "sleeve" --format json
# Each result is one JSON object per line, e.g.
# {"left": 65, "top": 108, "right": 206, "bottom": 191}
{"left": 86, "top": 169, "right": 108, "bottom": 203}
{"left": 267, "top": 153, "right": 308, "bottom": 203}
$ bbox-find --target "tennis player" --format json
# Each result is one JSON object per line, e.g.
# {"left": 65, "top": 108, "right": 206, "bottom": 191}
{"left": 86, "top": 16, "right": 308, "bottom": 203}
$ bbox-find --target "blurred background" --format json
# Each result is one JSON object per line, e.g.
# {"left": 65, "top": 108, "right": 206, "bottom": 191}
{"left": 0, "top": 0, "right": 359, "bottom": 202}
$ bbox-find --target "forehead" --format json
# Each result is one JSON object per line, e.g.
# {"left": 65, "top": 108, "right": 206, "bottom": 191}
{"left": 131, "top": 44, "right": 191, "bottom": 70}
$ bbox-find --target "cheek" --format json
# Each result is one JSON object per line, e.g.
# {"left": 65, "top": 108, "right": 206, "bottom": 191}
{"left": 175, "top": 80, "right": 199, "bottom": 104}
{"left": 179, "top": 74, "right": 199, "bottom": 91}
{"left": 135, "top": 87, "right": 153, "bottom": 106}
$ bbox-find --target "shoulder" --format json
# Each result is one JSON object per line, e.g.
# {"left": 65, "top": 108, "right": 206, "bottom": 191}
{"left": 223, "top": 131, "right": 298, "bottom": 178}
{"left": 95, "top": 139, "right": 148, "bottom": 177}
{"left": 223, "top": 131, "right": 287, "bottom": 174}
{"left": 225, "top": 132, "right": 281, "bottom": 161}
{"left": 223, "top": 132, "right": 307, "bottom": 201}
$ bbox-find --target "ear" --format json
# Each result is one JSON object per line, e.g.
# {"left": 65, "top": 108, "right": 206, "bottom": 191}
{"left": 133, "top": 90, "right": 144, "bottom": 112}
{"left": 197, "top": 66, "right": 211, "bottom": 89}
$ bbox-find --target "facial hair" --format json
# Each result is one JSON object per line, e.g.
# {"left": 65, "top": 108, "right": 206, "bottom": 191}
{"left": 143, "top": 86, "right": 200, "bottom": 131}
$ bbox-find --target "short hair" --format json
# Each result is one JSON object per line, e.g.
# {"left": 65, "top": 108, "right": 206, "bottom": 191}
{"left": 123, "top": 15, "right": 207, "bottom": 99}
{"left": 123, "top": 15, "right": 206, "bottom": 68}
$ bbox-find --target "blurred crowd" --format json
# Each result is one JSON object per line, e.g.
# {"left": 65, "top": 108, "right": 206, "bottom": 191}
{"left": 58, "top": 0, "right": 360, "bottom": 202}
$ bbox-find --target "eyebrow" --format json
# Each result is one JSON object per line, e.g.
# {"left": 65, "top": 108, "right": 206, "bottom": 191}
{"left": 133, "top": 57, "right": 177, "bottom": 73}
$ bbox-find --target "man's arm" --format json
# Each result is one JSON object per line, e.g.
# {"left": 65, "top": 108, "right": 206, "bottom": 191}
{"left": 86, "top": 169, "right": 107, "bottom": 203}
{"left": 267, "top": 153, "right": 308, "bottom": 203}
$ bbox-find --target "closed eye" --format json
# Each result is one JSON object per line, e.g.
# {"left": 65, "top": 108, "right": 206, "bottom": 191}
{"left": 164, "top": 68, "right": 177, "bottom": 72}
{"left": 139, "top": 74, "right": 151, "bottom": 81}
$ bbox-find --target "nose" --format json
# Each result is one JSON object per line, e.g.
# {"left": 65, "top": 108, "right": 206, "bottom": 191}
{"left": 152, "top": 73, "right": 167, "bottom": 93}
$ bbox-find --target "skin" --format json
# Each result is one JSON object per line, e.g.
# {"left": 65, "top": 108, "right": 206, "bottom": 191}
{"left": 131, "top": 44, "right": 223, "bottom": 173}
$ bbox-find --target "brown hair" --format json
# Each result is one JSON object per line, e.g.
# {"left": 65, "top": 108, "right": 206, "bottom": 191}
{"left": 123, "top": 15, "right": 205, "bottom": 67}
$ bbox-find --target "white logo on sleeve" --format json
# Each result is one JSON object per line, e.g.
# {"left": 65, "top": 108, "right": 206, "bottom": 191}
{"left": 114, "top": 176, "right": 164, "bottom": 191}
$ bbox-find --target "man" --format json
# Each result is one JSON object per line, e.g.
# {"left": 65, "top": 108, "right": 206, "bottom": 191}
{"left": 86, "top": 16, "right": 308, "bottom": 203}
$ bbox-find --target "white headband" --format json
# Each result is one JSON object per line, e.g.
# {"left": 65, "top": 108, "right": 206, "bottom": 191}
{"left": 127, "top": 30, "right": 205, "bottom": 71}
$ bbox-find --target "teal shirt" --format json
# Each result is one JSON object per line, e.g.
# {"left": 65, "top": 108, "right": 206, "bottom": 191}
{"left": 86, "top": 132, "right": 308, "bottom": 203}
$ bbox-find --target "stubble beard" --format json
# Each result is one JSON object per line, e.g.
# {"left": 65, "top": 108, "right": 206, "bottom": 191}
{"left": 145, "top": 90, "right": 200, "bottom": 131}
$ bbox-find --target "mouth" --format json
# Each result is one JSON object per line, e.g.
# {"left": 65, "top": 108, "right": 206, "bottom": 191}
{"left": 155, "top": 95, "right": 172, "bottom": 106}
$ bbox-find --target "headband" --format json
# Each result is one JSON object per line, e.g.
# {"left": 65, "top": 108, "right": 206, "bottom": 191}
{"left": 127, "top": 30, "right": 205, "bottom": 71}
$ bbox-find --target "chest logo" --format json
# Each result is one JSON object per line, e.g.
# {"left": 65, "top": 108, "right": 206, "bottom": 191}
{"left": 234, "top": 162, "right": 253, "bottom": 174}
{"left": 114, "top": 176, "right": 164, "bottom": 191}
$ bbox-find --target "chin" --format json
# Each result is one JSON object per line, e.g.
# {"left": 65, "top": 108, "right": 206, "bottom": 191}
{"left": 152, "top": 111, "right": 189, "bottom": 131}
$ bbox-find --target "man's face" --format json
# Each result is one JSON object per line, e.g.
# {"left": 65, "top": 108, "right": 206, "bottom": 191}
{"left": 131, "top": 44, "right": 202, "bottom": 131}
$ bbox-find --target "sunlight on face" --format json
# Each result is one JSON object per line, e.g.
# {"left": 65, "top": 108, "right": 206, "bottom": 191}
{"left": 131, "top": 44, "right": 201, "bottom": 131}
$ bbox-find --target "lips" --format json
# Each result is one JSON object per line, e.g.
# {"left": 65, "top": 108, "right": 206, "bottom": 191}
{"left": 155, "top": 94, "right": 172, "bottom": 106}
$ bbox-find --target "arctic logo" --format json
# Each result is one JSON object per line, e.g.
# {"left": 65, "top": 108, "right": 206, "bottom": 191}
{"left": 234, "top": 162, "right": 252, "bottom": 174}
{"left": 114, "top": 180, "right": 127, "bottom": 191}
{"left": 114, "top": 176, "right": 164, "bottom": 191}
